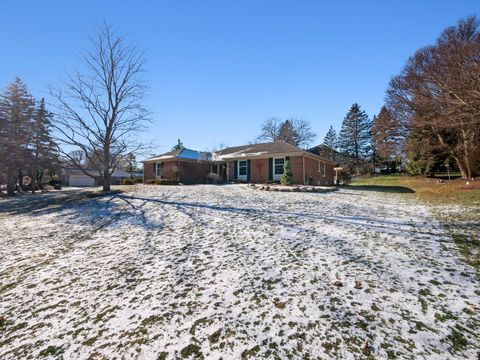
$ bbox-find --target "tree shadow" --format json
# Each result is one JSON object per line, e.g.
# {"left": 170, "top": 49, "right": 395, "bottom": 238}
{"left": 342, "top": 185, "right": 415, "bottom": 194}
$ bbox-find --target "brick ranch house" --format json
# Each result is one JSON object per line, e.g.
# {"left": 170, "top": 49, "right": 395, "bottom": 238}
{"left": 143, "top": 148, "right": 212, "bottom": 184}
{"left": 213, "top": 140, "right": 335, "bottom": 185}
{"left": 144, "top": 141, "right": 335, "bottom": 185}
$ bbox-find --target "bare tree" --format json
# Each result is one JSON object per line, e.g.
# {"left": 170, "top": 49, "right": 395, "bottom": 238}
{"left": 257, "top": 117, "right": 316, "bottom": 148}
{"left": 51, "top": 22, "right": 150, "bottom": 191}
{"left": 257, "top": 117, "right": 282, "bottom": 143}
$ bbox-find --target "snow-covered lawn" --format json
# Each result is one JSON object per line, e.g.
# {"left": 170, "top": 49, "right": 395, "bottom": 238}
{"left": 0, "top": 185, "right": 478, "bottom": 359}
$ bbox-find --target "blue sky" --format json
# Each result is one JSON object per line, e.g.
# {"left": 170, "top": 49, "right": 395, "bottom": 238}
{"left": 1, "top": 1, "right": 478, "bottom": 157}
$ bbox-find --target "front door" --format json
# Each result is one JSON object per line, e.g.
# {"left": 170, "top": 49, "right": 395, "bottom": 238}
{"left": 273, "top": 157, "right": 285, "bottom": 181}
{"left": 237, "top": 160, "right": 248, "bottom": 181}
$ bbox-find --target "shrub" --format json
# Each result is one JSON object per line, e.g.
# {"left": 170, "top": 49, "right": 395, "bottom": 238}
{"left": 280, "top": 160, "right": 293, "bottom": 185}
{"left": 154, "top": 179, "right": 179, "bottom": 185}
{"left": 121, "top": 178, "right": 134, "bottom": 185}
{"left": 406, "top": 161, "right": 423, "bottom": 176}
{"left": 134, "top": 177, "right": 143, "bottom": 184}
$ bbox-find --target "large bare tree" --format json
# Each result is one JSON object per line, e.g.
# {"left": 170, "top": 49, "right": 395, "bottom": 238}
{"left": 257, "top": 117, "right": 316, "bottom": 148}
{"left": 386, "top": 16, "right": 480, "bottom": 179}
{"left": 52, "top": 23, "right": 149, "bottom": 191}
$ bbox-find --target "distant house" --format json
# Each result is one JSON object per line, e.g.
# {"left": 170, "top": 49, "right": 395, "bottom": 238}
{"left": 61, "top": 168, "right": 131, "bottom": 187}
{"left": 308, "top": 144, "right": 351, "bottom": 165}
{"left": 213, "top": 140, "right": 335, "bottom": 185}
{"left": 143, "top": 148, "right": 212, "bottom": 184}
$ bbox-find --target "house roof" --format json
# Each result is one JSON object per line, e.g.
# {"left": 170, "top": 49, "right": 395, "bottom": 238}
{"left": 213, "top": 140, "right": 334, "bottom": 163}
{"left": 213, "top": 140, "right": 303, "bottom": 160}
{"left": 62, "top": 168, "right": 131, "bottom": 177}
{"left": 143, "top": 148, "right": 211, "bottom": 162}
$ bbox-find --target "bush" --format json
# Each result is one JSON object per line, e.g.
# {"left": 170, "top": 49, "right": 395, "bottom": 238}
{"left": 406, "top": 161, "right": 423, "bottom": 176}
{"left": 134, "top": 177, "right": 143, "bottom": 184}
{"left": 280, "top": 160, "right": 293, "bottom": 185}
{"left": 146, "top": 179, "right": 179, "bottom": 185}
{"left": 120, "top": 178, "right": 135, "bottom": 185}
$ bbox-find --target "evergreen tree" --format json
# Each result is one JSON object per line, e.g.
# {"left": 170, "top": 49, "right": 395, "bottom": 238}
{"left": 323, "top": 126, "right": 338, "bottom": 150}
{"left": 339, "top": 103, "right": 371, "bottom": 175}
{"left": 30, "top": 98, "right": 59, "bottom": 192}
{"left": 0, "top": 78, "right": 35, "bottom": 195}
{"left": 322, "top": 126, "right": 338, "bottom": 161}
{"left": 172, "top": 138, "right": 184, "bottom": 151}
{"left": 277, "top": 120, "right": 298, "bottom": 145}
{"left": 280, "top": 160, "right": 293, "bottom": 185}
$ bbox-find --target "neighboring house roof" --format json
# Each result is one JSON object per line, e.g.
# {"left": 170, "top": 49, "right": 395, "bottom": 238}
{"left": 144, "top": 148, "right": 211, "bottom": 162}
{"left": 62, "top": 168, "right": 131, "bottom": 178}
{"left": 308, "top": 144, "right": 351, "bottom": 164}
{"left": 214, "top": 140, "right": 334, "bottom": 163}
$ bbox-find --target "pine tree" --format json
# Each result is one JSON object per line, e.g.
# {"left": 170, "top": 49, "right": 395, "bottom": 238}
{"left": 0, "top": 78, "right": 35, "bottom": 195}
{"left": 172, "top": 138, "right": 184, "bottom": 151}
{"left": 323, "top": 126, "right": 338, "bottom": 161}
{"left": 30, "top": 98, "right": 59, "bottom": 192}
{"left": 280, "top": 160, "right": 293, "bottom": 185}
{"left": 277, "top": 120, "right": 298, "bottom": 145}
{"left": 339, "top": 103, "right": 371, "bottom": 175}
{"left": 323, "top": 126, "right": 338, "bottom": 150}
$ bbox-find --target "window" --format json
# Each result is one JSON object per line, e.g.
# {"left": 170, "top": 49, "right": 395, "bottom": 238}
{"left": 238, "top": 160, "right": 247, "bottom": 176}
{"left": 212, "top": 164, "right": 218, "bottom": 174}
{"left": 318, "top": 161, "right": 326, "bottom": 176}
{"left": 156, "top": 162, "right": 163, "bottom": 177}
{"left": 274, "top": 158, "right": 285, "bottom": 175}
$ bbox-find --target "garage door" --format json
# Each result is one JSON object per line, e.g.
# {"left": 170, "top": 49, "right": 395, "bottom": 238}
{"left": 69, "top": 175, "right": 95, "bottom": 187}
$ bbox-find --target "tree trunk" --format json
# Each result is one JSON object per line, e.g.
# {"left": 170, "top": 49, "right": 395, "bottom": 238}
{"left": 6, "top": 174, "right": 15, "bottom": 195}
{"left": 31, "top": 170, "right": 36, "bottom": 194}
{"left": 436, "top": 133, "right": 469, "bottom": 179}
{"left": 103, "top": 166, "right": 111, "bottom": 192}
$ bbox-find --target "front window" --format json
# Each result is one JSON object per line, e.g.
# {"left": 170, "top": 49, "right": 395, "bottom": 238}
{"left": 318, "top": 161, "right": 326, "bottom": 176}
{"left": 238, "top": 161, "right": 247, "bottom": 176}
{"left": 274, "top": 158, "right": 285, "bottom": 175}
{"left": 156, "top": 162, "right": 163, "bottom": 177}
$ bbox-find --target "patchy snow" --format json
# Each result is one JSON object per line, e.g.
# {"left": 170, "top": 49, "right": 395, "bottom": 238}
{"left": 0, "top": 185, "right": 479, "bottom": 359}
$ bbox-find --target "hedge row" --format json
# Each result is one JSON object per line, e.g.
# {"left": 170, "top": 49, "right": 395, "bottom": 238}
{"left": 146, "top": 179, "right": 179, "bottom": 185}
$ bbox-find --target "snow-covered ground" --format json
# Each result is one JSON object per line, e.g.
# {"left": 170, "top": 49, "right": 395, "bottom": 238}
{"left": 0, "top": 185, "right": 478, "bottom": 359}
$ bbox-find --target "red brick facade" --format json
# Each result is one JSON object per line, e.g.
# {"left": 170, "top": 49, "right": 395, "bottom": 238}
{"left": 144, "top": 160, "right": 211, "bottom": 184}
{"left": 224, "top": 155, "right": 334, "bottom": 185}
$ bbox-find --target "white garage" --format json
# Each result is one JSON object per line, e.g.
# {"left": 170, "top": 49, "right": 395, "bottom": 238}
{"left": 61, "top": 167, "right": 131, "bottom": 187}
{"left": 68, "top": 174, "right": 96, "bottom": 187}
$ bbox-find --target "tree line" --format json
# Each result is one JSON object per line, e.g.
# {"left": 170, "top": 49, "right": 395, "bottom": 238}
{"left": 0, "top": 22, "right": 149, "bottom": 195}
{"left": 1, "top": 16, "right": 478, "bottom": 196}
{"left": 0, "top": 78, "right": 59, "bottom": 195}
{"left": 259, "top": 15, "right": 479, "bottom": 179}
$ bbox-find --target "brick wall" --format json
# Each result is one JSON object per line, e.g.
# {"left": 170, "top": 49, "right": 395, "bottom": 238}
{"left": 304, "top": 157, "right": 334, "bottom": 185}
{"left": 144, "top": 161, "right": 154, "bottom": 181}
{"left": 250, "top": 158, "right": 269, "bottom": 183}
{"left": 289, "top": 156, "right": 304, "bottom": 184}
{"left": 143, "top": 160, "right": 211, "bottom": 184}
{"left": 180, "top": 162, "right": 211, "bottom": 184}
{"left": 161, "top": 161, "right": 180, "bottom": 180}
{"left": 205, "top": 156, "right": 334, "bottom": 185}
